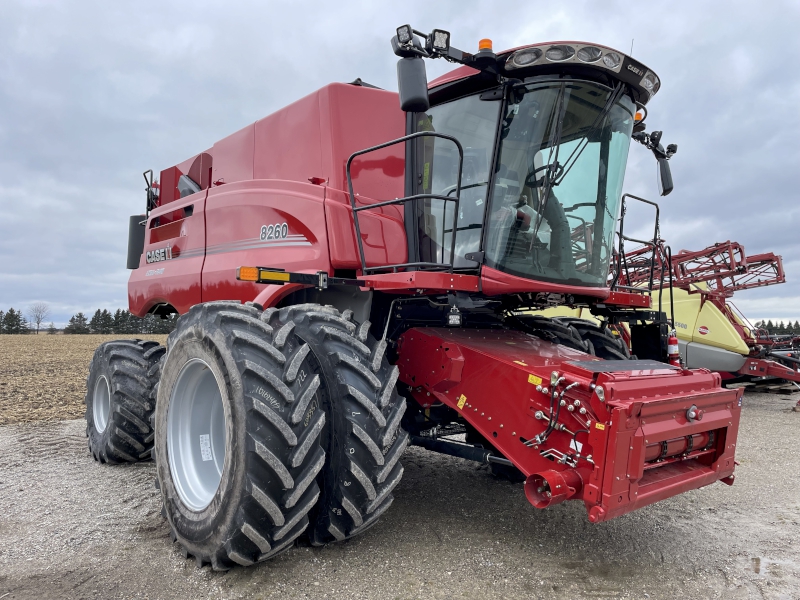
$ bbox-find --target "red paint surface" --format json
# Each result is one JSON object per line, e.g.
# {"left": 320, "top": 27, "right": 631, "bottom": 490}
{"left": 129, "top": 192, "right": 206, "bottom": 315}
{"left": 397, "top": 328, "right": 741, "bottom": 522}
{"left": 480, "top": 265, "right": 611, "bottom": 299}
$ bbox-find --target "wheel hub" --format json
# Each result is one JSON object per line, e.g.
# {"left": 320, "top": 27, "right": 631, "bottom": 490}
{"left": 92, "top": 375, "right": 111, "bottom": 433}
{"left": 167, "top": 358, "right": 227, "bottom": 511}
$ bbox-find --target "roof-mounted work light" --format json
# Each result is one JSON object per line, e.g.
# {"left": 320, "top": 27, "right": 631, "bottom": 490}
{"left": 429, "top": 29, "right": 450, "bottom": 52}
{"left": 396, "top": 25, "right": 412, "bottom": 44}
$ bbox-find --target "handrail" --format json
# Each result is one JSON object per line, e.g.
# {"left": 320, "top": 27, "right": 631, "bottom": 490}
{"left": 346, "top": 131, "right": 464, "bottom": 274}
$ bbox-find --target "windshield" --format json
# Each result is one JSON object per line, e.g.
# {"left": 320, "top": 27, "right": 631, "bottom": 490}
{"left": 484, "top": 81, "right": 635, "bottom": 286}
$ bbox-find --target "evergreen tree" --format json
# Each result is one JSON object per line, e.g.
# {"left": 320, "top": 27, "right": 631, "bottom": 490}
{"left": 113, "top": 309, "right": 141, "bottom": 334}
{"left": 2, "top": 308, "right": 27, "bottom": 334}
{"left": 88, "top": 309, "right": 114, "bottom": 334}
{"left": 0, "top": 309, "right": 4, "bottom": 333}
{"left": 795, "top": 320, "right": 800, "bottom": 333}
{"left": 64, "top": 312, "right": 90, "bottom": 334}
{"left": 779, "top": 321, "right": 786, "bottom": 333}
{"left": 47, "top": 322, "right": 57, "bottom": 334}
{"left": 113, "top": 309, "right": 126, "bottom": 334}
{"left": 2, "top": 309, "right": 14, "bottom": 333}
{"left": 89, "top": 309, "right": 102, "bottom": 333}
{"left": 100, "top": 309, "right": 114, "bottom": 333}
{"left": 767, "top": 319, "right": 774, "bottom": 334}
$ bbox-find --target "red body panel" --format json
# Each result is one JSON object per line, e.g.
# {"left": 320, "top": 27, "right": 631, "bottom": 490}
{"left": 201, "top": 180, "right": 328, "bottom": 304}
{"left": 128, "top": 83, "right": 407, "bottom": 314}
{"left": 129, "top": 192, "right": 206, "bottom": 315}
{"left": 480, "top": 265, "right": 610, "bottom": 299}
{"left": 397, "top": 328, "right": 741, "bottom": 521}
{"left": 737, "top": 356, "right": 800, "bottom": 382}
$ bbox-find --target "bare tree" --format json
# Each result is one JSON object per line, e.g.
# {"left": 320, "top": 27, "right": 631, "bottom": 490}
{"left": 27, "top": 302, "right": 50, "bottom": 334}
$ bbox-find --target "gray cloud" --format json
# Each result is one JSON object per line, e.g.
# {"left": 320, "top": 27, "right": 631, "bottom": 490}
{"left": 1, "top": 0, "right": 798, "bottom": 324}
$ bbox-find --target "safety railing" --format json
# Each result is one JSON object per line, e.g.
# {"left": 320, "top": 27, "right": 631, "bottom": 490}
{"left": 346, "top": 131, "right": 464, "bottom": 274}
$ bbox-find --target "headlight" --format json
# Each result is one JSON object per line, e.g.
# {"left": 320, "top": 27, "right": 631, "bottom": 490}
{"left": 396, "top": 25, "right": 412, "bottom": 44}
{"left": 641, "top": 70, "right": 660, "bottom": 94}
{"left": 431, "top": 29, "right": 450, "bottom": 51}
{"left": 577, "top": 46, "right": 602, "bottom": 63}
{"left": 507, "top": 48, "right": 542, "bottom": 69}
{"left": 545, "top": 45, "right": 575, "bottom": 61}
{"left": 602, "top": 51, "right": 622, "bottom": 69}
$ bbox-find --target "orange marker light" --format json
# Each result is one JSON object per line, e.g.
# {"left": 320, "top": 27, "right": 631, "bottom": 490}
{"left": 237, "top": 266, "right": 260, "bottom": 282}
{"left": 479, "top": 38, "right": 493, "bottom": 51}
{"left": 635, "top": 111, "right": 644, "bottom": 122}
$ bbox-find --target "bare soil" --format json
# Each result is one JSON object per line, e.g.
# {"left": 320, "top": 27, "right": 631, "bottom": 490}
{"left": 0, "top": 335, "right": 167, "bottom": 425}
{"left": 0, "top": 336, "right": 798, "bottom": 599}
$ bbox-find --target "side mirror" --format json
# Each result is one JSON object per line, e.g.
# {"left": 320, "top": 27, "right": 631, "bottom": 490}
{"left": 397, "top": 57, "right": 429, "bottom": 112}
{"left": 657, "top": 156, "right": 673, "bottom": 196}
{"left": 127, "top": 215, "right": 146, "bottom": 269}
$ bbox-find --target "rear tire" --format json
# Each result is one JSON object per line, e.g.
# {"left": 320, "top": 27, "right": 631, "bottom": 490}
{"left": 85, "top": 339, "right": 165, "bottom": 463}
{"left": 264, "top": 304, "right": 409, "bottom": 546}
{"left": 507, "top": 314, "right": 592, "bottom": 354}
{"left": 555, "top": 318, "right": 631, "bottom": 360}
{"left": 153, "top": 302, "right": 326, "bottom": 569}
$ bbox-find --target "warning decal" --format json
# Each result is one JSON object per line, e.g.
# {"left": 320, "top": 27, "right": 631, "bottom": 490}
{"left": 528, "top": 374, "right": 542, "bottom": 385}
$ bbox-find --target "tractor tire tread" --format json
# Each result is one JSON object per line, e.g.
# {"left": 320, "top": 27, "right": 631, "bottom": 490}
{"left": 155, "top": 302, "right": 326, "bottom": 569}
{"left": 265, "top": 304, "right": 407, "bottom": 546}
{"left": 85, "top": 339, "right": 164, "bottom": 464}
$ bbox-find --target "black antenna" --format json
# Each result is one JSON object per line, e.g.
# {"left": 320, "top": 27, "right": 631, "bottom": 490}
{"left": 630, "top": 39, "right": 634, "bottom": 55}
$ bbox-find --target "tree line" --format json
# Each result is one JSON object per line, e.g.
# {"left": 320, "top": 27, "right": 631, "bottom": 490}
{"left": 64, "top": 309, "right": 178, "bottom": 334}
{"left": 0, "top": 305, "right": 177, "bottom": 334}
{"left": 753, "top": 320, "right": 800, "bottom": 336}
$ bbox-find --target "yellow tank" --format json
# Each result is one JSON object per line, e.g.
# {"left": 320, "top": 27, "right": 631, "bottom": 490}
{"left": 536, "top": 284, "right": 749, "bottom": 357}
{"left": 657, "top": 285, "right": 749, "bottom": 355}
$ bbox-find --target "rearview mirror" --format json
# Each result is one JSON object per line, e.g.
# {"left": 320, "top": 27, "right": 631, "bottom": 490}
{"left": 397, "top": 57, "right": 429, "bottom": 112}
{"left": 657, "top": 156, "right": 673, "bottom": 196}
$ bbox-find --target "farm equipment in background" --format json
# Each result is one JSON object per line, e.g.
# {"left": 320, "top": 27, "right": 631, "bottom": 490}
{"left": 84, "top": 26, "right": 743, "bottom": 570}
{"left": 616, "top": 235, "right": 800, "bottom": 405}
{"left": 540, "top": 192, "right": 800, "bottom": 408}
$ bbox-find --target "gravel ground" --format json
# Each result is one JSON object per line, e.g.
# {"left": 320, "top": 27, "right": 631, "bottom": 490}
{"left": 0, "top": 390, "right": 798, "bottom": 600}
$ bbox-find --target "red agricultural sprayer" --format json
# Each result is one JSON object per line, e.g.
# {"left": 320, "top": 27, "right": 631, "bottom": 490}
{"left": 84, "top": 27, "right": 742, "bottom": 569}
{"left": 615, "top": 229, "right": 800, "bottom": 404}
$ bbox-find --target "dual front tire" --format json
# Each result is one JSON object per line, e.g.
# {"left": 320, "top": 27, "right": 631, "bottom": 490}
{"left": 151, "top": 302, "right": 407, "bottom": 568}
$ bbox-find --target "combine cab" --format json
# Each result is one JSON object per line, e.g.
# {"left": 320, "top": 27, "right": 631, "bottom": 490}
{"left": 85, "top": 26, "right": 742, "bottom": 569}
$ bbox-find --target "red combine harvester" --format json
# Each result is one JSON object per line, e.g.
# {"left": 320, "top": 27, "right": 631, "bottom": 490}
{"left": 86, "top": 27, "right": 742, "bottom": 569}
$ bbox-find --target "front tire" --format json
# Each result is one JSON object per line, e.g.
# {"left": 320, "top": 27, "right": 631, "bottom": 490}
{"left": 264, "top": 304, "right": 409, "bottom": 545}
{"left": 154, "top": 302, "right": 326, "bottom": 569}
{"left": 555, "top": 318, "right": 631, "bottom": 360}
{"left": 85, "top": 339, "right": 164, "bottom": 463}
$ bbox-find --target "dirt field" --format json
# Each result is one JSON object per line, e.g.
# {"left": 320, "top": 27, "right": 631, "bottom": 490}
{"left": 0, "top": 335, "right": 167, "bottom": 425}
{"left": 0, "top": 336, "right": 799, "bottom": 599}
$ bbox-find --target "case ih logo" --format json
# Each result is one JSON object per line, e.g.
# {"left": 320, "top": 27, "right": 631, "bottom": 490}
{"left": 627, "top": 64, "right": 644, "bottom": 77}
{"left": 698, "top": 326, "right": 709, "bottom": 335}
{"left": 146, "top": 246, "right": 173, "bottom": 264}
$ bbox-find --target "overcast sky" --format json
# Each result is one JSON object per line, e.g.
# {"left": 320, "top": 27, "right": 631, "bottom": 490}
{"left": 1, "top": 0, "right": 799, "bottom": 326}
